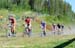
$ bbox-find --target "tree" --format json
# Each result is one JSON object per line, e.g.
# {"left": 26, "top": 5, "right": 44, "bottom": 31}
{"left": 29, "top": 0, "right": 34, "bottom": 10}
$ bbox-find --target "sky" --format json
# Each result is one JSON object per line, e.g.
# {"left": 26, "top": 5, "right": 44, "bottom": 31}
{"left": 65, "top": 0, "right": 75, "bottom": 12}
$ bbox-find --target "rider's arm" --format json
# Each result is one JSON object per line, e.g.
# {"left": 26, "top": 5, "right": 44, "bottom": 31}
{"left": 13, "top": 18, "right": 16, "bottom": 26}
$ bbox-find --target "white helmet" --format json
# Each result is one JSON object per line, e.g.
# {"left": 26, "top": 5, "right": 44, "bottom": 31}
{"left": 8, "top": 14, "right": 15, "bottom": 17}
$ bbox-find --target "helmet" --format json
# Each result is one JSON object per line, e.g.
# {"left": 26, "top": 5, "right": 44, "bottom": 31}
{"left": 8, "top": 14, "right": 15, "bottom": 17}
{"left": 41, "top": 20, "right": 45, "bottom": 23}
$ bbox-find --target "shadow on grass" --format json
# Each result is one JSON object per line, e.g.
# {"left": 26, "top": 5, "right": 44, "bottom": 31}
{"left": 54, "top": 38, "right": 75, "bottom": 48}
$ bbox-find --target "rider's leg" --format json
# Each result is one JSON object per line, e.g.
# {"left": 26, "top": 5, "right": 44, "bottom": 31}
{"left": 23, "top": 24, "right": 28, "bottom": 37}
{"left": 28, "top": 28, "right": 32, "bottom": 37}
{"left": 11, "top": 26, "right": 16, "bottom": 36}
{"left": 43, "top": 28, "right": 46, "bottom": 36}
{"left": 27, "top": 24, "right": 32, "bottom": 37}
{"left": 43, "top": 31, "right": 46, "bottom": 36}
{"left": 11, "top": 27, "right": 14, "bottom": 34}
{"left": 41, "top": 28, "right": 46, "bottom": 37}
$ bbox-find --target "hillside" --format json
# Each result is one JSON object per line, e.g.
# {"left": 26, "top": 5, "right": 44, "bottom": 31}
{"left": 0, "top": 0, "right": 75, "bottom": 24}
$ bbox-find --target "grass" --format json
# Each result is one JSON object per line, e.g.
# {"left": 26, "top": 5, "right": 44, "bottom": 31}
{"left": 0, "top": 35, "right": 75, "bottom": 48}
{"left": 65, "top": 41, "right": 75, "bottom": 48}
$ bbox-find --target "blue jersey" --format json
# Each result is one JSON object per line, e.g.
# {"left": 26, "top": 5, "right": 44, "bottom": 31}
{"left": 41, "top": 22, "right": 46, "bottom": 28}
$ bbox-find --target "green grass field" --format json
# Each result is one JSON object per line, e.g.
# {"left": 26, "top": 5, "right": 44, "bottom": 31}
{"left": 0, "top": 35, "right": 75, "bottom": 48}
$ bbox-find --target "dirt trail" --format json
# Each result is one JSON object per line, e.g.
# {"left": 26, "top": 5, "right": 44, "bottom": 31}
{"left": 63, "top": 25, "right": 75, "bottom": 35}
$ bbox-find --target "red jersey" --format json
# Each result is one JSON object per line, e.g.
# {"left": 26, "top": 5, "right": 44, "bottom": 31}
{"left": 9, "top": 18, "right": 15, "bottom": 24}
{"left": 25, "top": 18, "right": 31, "bottom": 24}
